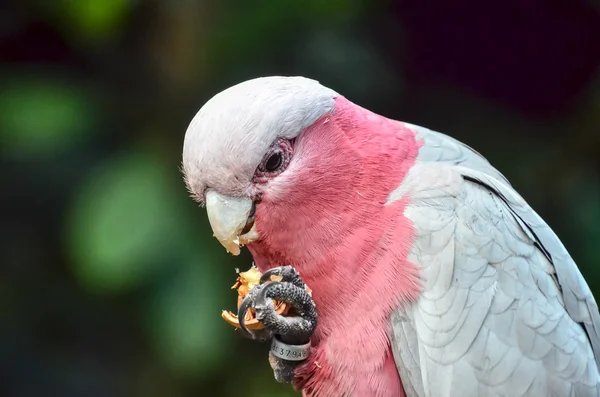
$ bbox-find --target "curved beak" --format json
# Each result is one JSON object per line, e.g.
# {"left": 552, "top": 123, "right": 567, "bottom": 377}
{"left": 205, "top": 190, "right": 259, "bottom": 255}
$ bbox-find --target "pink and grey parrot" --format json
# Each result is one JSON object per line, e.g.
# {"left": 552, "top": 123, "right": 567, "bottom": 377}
{"left": 181, "top": 76, "right": 600, "bottom": 397}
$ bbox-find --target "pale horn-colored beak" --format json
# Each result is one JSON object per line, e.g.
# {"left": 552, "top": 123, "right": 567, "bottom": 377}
{"left": 205, "top": 190, "right": 259, "bottom": 255}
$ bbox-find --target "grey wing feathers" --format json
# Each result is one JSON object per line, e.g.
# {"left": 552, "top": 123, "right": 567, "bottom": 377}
{"left": 402, "top": 122, "right": 510, "bottom": 184}
{"left": 389, "top": 124, "right": 600, "bottom": 397}
{"left": 457, "top": 167, "right": 600, "bottom": 368}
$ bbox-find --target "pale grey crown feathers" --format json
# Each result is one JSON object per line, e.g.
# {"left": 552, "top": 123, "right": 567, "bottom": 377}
{"left": 182, "top": 76, "right": 338, "bottom": 203}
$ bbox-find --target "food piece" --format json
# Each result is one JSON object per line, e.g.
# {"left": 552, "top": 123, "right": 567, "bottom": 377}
{"left": 221, "top": 266, "right": 309, "bottom": 330}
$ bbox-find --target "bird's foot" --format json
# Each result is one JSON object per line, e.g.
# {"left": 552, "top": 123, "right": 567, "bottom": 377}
{"left": 237, "top": 266, "right": 317, "bottom": 383}
{"left": 238, "top": 265, "right": 317, "bottom": 343}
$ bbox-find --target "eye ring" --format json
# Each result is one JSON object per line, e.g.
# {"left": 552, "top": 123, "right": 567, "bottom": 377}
{"left": 256, "top": 139, "right": 293, "bottom": 179}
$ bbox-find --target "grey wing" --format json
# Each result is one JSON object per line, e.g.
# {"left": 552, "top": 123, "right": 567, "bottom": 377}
{"left": 401, "top": 122, "right": 510, "bottom": 184}
{"left": 388, "top": 125, "right": 600, "bottom": 397}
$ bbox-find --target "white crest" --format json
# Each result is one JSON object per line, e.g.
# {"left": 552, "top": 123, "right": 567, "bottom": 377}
{"left": 182, "top": 76, "right": 338, "bottom": 201}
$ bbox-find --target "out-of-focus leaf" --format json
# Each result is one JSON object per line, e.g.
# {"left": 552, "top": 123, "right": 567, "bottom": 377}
{"left": 66, "top": 149, "right": 185, "bottom": 293}
{"left": 146, "top": 259, "right": 230, "bottom": 375}
{"left": 572, "top": 177, "right": 600, "bottom": 267}
{"left": 58, "top": 0, "right": 133, "bottom": 40}
{"left": 210, "top": 0, "right": 363, "bottom": 69}
{"left": 245, "top": 369, "right": 301, "bottom": 397}
{"left": 0, "top": 79, "right": 94, "bottom": 158}
{"left": 293, "top": 30, "right": 400, "bottom": 102}
{"left": 299, "top": 0, "right": 364, "bottom": 20}
{"left": 559, "top": 169, "right": 600, "bottom": 294}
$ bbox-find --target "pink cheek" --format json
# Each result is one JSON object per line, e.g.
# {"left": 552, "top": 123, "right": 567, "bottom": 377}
{"left": 259, "top": 164, "right": 304, "bottom": 202}
{"left": 255, "top": 179, "right": 284, "bottom": 207}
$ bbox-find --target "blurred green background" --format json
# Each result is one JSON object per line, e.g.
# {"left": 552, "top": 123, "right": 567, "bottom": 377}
{"left": 1, "top": 0, "right": 599, "bottom": 396}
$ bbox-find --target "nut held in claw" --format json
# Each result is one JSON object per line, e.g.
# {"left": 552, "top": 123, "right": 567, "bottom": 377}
{"left": 221, "top": 266, "right": 311, "bottom": 330}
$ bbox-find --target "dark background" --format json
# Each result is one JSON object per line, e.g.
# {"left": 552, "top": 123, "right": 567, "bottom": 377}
{"left": 1, "top": 1, "right": 599, "bottom": 396}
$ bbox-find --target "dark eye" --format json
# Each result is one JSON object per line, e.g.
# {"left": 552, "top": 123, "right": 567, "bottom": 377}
{"left": 255, "top": 139, "right": 293, "bottom": 179}
{"left": 264, "top": 152, "right": 283, "bottom": 172}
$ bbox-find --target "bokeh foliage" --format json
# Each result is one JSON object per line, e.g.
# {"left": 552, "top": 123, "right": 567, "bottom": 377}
{"left": 1, "top": 0, "right": 599, "bottom": 396}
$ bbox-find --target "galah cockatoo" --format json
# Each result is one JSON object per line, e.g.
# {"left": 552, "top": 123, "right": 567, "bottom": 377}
{"left": 182, "top": 76, "right": 600, "bottom": 397}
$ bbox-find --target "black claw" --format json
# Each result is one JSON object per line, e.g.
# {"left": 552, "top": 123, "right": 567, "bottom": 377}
{"left": 259, "top": 265, "right": 305, "bottom": 289}
{"left": 237, "top": 292, "right": 253, "bottom": 336}
{"left": 237, "top": 284, "right": 272, "bottom": 341}
{"left": 259, "top": 269, "right": 279, "bottom": 284}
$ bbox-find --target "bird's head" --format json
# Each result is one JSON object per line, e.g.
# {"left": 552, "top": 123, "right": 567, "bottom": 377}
{"left": 182, "top": 76, "right": 418, "bottom": 277}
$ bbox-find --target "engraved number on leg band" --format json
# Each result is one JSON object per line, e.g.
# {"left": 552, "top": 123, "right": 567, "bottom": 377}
{"left": 270, "top": 337, "right": 310, "bottom": 361}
